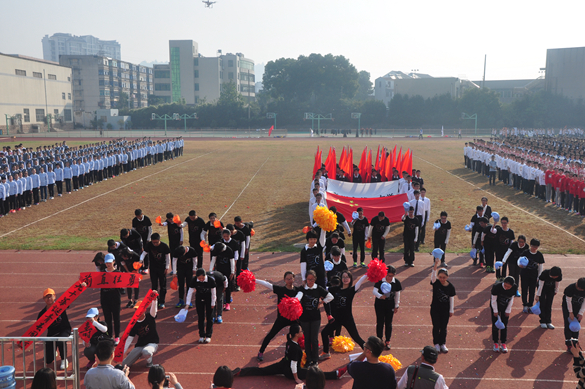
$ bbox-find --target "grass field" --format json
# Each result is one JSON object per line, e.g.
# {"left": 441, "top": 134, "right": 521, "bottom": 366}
{"left": 1, "top": 137, "right": 585, "bottom": 254}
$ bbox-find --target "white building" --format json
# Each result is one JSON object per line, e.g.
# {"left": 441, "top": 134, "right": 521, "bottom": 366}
{"left": 0, "top": 53, "right": 73, "bottom": 134}
{"left": 42, "top": 33, "right": 121, "bottom": 62}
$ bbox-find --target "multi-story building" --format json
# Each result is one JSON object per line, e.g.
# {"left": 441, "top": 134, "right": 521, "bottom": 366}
{"left": 59, "top": 55, "right": 152, "bottom": 121}
{"left": 472, "top": 79, "right": 545, "bottom": 104}
{"left": 545, "top": 46, "right": 585, "bottom": 103}
{"left": 42, "top": 33, "right": 121, "bottom": 62}
{"left": 153, "top": 39, "right": 255, "bottom": 105}
{"left": 0, "top": 53, "right": 73, "bottom": 133}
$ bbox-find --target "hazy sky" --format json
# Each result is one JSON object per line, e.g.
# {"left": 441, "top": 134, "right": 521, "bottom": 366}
{"left": 2, "top": 0, "right": 584, "bottom": 82}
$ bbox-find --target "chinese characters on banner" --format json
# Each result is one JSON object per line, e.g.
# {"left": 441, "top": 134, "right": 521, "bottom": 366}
{"left": 20, "top": 280, "right": 87, "bottom": 349}
{"left": 113, "top": 289, "right": 158, "bottom": 362}
{"left": 79, "top": 272, "right": 140, "bottom": 289}
{"left": 78, "top": 320, "right": 98, "bottom": 343}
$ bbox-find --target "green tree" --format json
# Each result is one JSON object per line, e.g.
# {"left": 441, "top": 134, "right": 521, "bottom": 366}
{"left": 118, "top": 92, "right": 129, "bottom": 109}
{"left": 356, "top": 71, "right": 373, "bottom": 101}
{"left": 458, "top": 88, "right": 503, "bottom": 128}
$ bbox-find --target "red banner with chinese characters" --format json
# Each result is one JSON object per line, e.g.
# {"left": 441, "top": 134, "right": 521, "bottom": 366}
{"left": 113, "top": 289, "right": 158, "bottom": 362}
{"left": 79, "top": 272, "right": 140, "bottom": 289}
{"left": 20, "top": 280, "right": 87, "bottom": 349}
{"left": 79, "top": 320, "right": 98, "bottom": 343}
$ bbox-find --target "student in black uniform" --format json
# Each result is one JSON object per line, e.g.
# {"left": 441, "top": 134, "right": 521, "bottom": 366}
{"left": 186, "top": 268, "right": 218, "bottom": 343}
{"left": 235, "top": 324, "right": 346, "bottom": 384}
{"left": 520, "top": 238, "right": 545, "bottom": 313}
{"left": 470, "top": 206, "right": 485, "bottom": 266}
{"left": 401, "top": 207, "right": 420, "bottom": 267}
{"left": 202, "top": 212, "right": 224, "bottom": 256}
{"left": 141, "top": 233, "right": 171, "bottom": 308}
{"left": 210, "top": 242, "right": 235, "bottom": 312}
{"left": 38, "top": 288, "right": 72, "bottom": 370}
{"left": 82, "top": 308, "right": 110, "bottom": 369}
{"left": 350, "top": 207, "right": 369, "bottom": 268}
{"left": 225, "top": 225, "right": 246, "bottom": 281}
{"left": 326, "top": 247, "right": 348, "bottom": 282}
{"left": 494, "top": 217, "right": 515, "bottom": 279}
{"left": 234, "top": 216, "right": 252, "bottom": 271}
{"left": 122, "top": 294, "right": 160, "bottom": 367}
{"left": 100, "top": 254, "right": 122, "bottom": 343}
{"left": 208, "top": 270, "right": 228, "bottom": 324}
{"left": 536, "top": 266, "right": 562, "bottom": 329}
{"left": 118, "top": 247, "right": 141, "bottom": 308}
{"left": 132, "top": 209, "right": 152, "bottom": 245}
{"left": 562, "top": 277, "right": 585, "bottom": 351}
{"left": 324, "top": 233, "right": 346, "bottom": 261}
{"left": 120, "top": 228, "right": 143, "bottom": 307}
{"left": 300, "top": 229, "right": 327, "bottom": 288}
{"left": 502, "top": 235, "right": 527, "bottom": 297}
{"left": 481, "top": 218, "right": 497, "bottom": 273}
{"left": 92, "top": 252, "right": 106, "bottom": 272}
{"left": 255, "top": 271, "right": 303, "bottom": 362}
{"left": 433, "top": 211, "right": 451, "bottom": 266}
{"left": 430, "top": 257, "right": 456, "bottom": 353}
{"left": 182, "top": 210, "right": 206, "bottom": 268}
{"left": 328, "top": 206, "right": 351, "bottom": 241}
{"left": 369, "top": 212, "right": 390, "bottom": 262}
{"left": 173, "top": 246, "right": 198, "bottom": 308}
{"left": 373, "top": 266, "right": 402, "bottom": 350}
{"left": 319, "top": 271, "right": 367, "bottom": 360}
{"left": 300, "top": 270, "right": 333, "bottom": 366}
{"left": 159, "top": 212, "right": 183, "bottom": 275}
{"left": 490, "top": 276, "right": 517, "bottom": 353}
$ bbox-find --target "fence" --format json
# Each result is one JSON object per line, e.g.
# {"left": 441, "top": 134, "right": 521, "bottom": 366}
{"left": 0, "top": 329, "right": 81, "bottom": 389}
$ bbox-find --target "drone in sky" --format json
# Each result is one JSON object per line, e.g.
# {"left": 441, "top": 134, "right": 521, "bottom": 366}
{"left": 202, "top": 0, "right": 216, "bottom": 7}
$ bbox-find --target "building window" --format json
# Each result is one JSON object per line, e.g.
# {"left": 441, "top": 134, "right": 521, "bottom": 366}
{"left": 229, "top": 72, "right": 234, "bottom": 80}
{"left": 195, "top": 83, "right": 199, "bottom": 91}
{"left": 170, "top": 47, "right": 182, "bottom": 103}
{"left": 33, "top": 72, "right": 42, "bottom": 78}
{"left": 77, "top": 80, "right": 82, "bottom": 86}
{"left": 228, "top": 60, "right": 234, "bottom": 67}
{"left": 68, "top": 93, "right": 71, "bottom": 100}
{"left": 54, "top": 109, "right": 59, "bottom": 115}
{"left": 194, "top": 58, "right": 199, "bottom": 66}
{"left": 64, "top": 109, "right": 72, "bottom": 121}
{"left": 240, "top": 60, "right": 254, "bottom": 70}
{"left": 35, "top": 109, "right": 45, "bottom": 122}
{"left": 67, "top": 76, "right": 71, "bottom": 81}
{"left": 220, "top": 71, "right": 223, "bottom": 79}
{"left": 154, "top": 83, "right": 171, "bottom": 91}
{"left": 15, "top": 69, "right": 26, "bottom": 76}
{"left": 23, "top": 109, "right": 30, "bottom": 123}
{"left": 48, "top": 74, "right": 57, "bottom": 80}
{"left": 62, "top": 93, "right": 66, "bottom": 100}
{"left": 194, "top": 69, "right": 199, "bottom": 78}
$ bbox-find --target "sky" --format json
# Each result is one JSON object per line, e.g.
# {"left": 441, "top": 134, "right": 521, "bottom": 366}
{"left": 1, "top": 0, "right": 584, "bottom": 83}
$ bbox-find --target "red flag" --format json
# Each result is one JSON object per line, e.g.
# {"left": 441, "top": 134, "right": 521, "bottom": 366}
{"left": 386, "top": 151, "right": 394, "bottom": 180}
{"left": 365, "top": 150, "right": 372, "bottom": 183}
{"left": 339, "top": 147, "right": 347, "bottom": 177}
{"left": 326, "top": 192, "right": 409, "bottom": 223}
{"left": 325, "top": 147, "right": 337, "bottom": 181}
{"left": 379, "top": 150, "right": 387, "bottom": 181}
{"left": 268, "top": 125, "right": 274, "bottom": 136}
{"left": 345, "top": 148, "right": 353, "bottom": 182}
{"left": 374, "top": 145, "right": 380, "bottom": 171}
{"left": 403, "top": 149, "right": 413, "bottom": 177}
{"left": 359, "top": 147, "right": 367, "bottom": 182}
{"left": 313, "top": 146, "right": 321, "bottom": 177}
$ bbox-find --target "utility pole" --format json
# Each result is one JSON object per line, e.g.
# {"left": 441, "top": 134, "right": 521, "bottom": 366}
{"left": 482, "top": 55, "right": 487, "bottom": 89}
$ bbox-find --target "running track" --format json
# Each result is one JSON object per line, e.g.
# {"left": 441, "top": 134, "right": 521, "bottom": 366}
{"left": 0, "top": 250, "right": 579, "bottom": 388}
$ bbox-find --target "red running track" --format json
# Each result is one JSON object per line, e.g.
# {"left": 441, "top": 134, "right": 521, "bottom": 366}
{"left": 0, "top": 250, "right": 580, "bottom": 388}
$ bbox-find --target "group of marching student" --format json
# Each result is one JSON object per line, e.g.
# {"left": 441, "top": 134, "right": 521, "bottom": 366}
{"left": 0, "top": 137, "right": 183, "bottom": 217}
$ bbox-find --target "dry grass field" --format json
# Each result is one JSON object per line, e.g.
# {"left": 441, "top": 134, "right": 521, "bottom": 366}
{"left": 1, "top": 137, "right": 585, "bottom": 254}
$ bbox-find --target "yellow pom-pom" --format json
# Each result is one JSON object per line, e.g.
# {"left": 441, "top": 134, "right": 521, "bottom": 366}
{"left": 312, "top": 206, "right": 338, "bottom": 232}
{"left": 301, "top": 351, "right": 307, "bottom": 368}
{"left": 378, "top": 354, "right": 402, "bottom": 370}
{"left": 331, "top": 336, "right": 355, "bottom": 353}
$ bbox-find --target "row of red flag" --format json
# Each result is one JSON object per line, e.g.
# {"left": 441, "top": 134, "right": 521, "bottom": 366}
{"left": 313, "top": 145, "right": 413, "bottom": 183}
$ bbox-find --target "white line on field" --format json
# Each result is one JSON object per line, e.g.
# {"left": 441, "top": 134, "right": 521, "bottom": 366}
{"left": 0, "top": 152, "right": 213, "bottom": 239}
{"left": 220, "top": 156, "right": 271, "bottom": 220}
{"left": 416, "top": 155, "right": 585, "bottom": 244}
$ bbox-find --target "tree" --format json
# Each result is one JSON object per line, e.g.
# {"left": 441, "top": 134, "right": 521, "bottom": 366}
{"left": 117, "top": 119, "right": 125, "bottom": 130}
{"left": 148, "top": 94, "right": 166, "bottom": 106}
{"left": 118, "top": 92, "right": 129, "bottom": 109}
{"left": 356, "top": 71, "right": 373, "bottom": 101}
{"left": 106, "top": 123, "right": 113, "bottom": 130}
{"left": 458, "top": 88, "right": 503, "bottom": 128}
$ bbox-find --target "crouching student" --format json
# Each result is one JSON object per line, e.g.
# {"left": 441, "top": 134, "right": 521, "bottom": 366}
{"left": 122, "top": 292, "right": 160, "bottom": 367}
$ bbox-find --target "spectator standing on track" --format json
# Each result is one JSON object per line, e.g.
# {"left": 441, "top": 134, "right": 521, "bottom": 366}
{"left": 536, "top": 266, "right": 562, "bottom": 329}
{"left": 373, "top": 265, "right": 402, "bottom": 350}
{"left": 490, "top": 276, "right": 517, "bottom": 353}
{"left": 84, "top": 339, "right": 135, "bottom": 389}
{"left": 396, "top": 345, "right": 448, "bottom": 389}
{"left": 348, "top": 336, "right": 397, "bottom": 389}
{"left": 351, "top": 207, "right": 369, "bottom": 268}
{"left": 430, "top": 258, "right": 456, "bottom": 353}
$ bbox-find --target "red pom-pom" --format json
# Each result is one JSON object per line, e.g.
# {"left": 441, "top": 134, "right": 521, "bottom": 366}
{"left": 367, "top": 259, "right": 387, "bottom": 283}
{"left": 302, "top": 226, "right": 310, "bottom": 234}
{"left": 170, "top": 276, "right": 178, "bottom": 291}
{"left": 298, "top": 334, "right": 305, "bottom": 349}
{"left": 365, "top": 238, "right": 372, "bottom": 249}
{"left": 278, "top": 296, "right": 303, "bottom": 321}
{"left": 237, "top": 270, "right": 256, "bottom": 293}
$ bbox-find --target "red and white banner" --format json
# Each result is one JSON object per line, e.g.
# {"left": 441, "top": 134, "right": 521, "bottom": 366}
{"left": 326, "top": 191, "right": 408, "bottom": 223}
{"left": 327, "top": 180, "right": 400, "bottom": 198}
{"left": 79, "top": 272, "right": 140, "bottom": 289}
{"left": 79, "top": 320, "right": 98, "bottom": 343}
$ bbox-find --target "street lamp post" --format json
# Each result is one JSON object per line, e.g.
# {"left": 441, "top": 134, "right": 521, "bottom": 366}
{"left": 351, "top": 113, "right": 361, "bottom": 137}
{"left": 4, "top": 114, "right": 11, "bottom": 136}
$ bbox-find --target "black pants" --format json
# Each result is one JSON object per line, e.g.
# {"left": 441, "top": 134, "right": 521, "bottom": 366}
{"left": 507, "top": 259, "right": 520, "bottom": 287}
{"left": 24, "top": 190, "right": 31, "bottom": 206}
{"left": 430, "top": 305, "right": 450, "bottom": 345}
{"left": 495, "top": 248, "right": 507, "bottom": 278}
{"left": 126, "top": 287, "right": 139, "bottom": 300}
{"left": 489, "top": 171, "right": 496, "bottom": 185}
{"left": 149, "top": 267, "right": 167, "bottom": 304}
{"left": 56, "top": 181, "right": 63, "bottom": 195}
{"left": 84, "top": 345, "right": 98, "bottom": 361}
{"left": 300, "top": 320, "right": 320, "bottom": 363}
{"left": 563, "top": 302, "right": 580, "bottom": 340}
{"left": 484, "top": 244, "right": 495, "bottom": 268}
{"left": 239, "top": 359, "right": 337, "bottom": 380}
{"left": 196, "top": 297, "right": 213, "bottom": 337}
{"left": 189, "top": 241, "right": 204, "bottom": 269}
{"left": 101, "top": 291, "right": 121, "bottom": 338}
{"left": 73, "top": 176, "right": 78, "bottom": 190}
{"left": 539, "top": 288, "right": 555, "bottom": 324}
{"left": 48, "top": 184, "right": 54, "bottom": 198}
{"left": 521, "top": 271, "right": 537, "bottom": 307}
{"left": 434, "top": 241, "right": 446, "bottom": 262}
{"left": 259, "top": 315, "right": 297, "bottom": 353}
{"left": 31, "top": 188, "right": 39, "bottom": 204}
{"left": 491, "top": 309, "right": 509, "bottom": 343}
{"left": 403, "top": 237, "right": 415, "bottom": 264}
{"left": 375, "top": 300, "right": 395, "bottom": 342}
{"left": 177, "top": 264, "right": 193, "bottom": 301}
{"left": 45, "top": 329, "right": 70, "bottom": 364}
{"left": 371, "top": 236, "right": 385, "bottom": 261}
{"left": 419, "top": 222, "right": 427, "bottom": 244}
{"left": 321, "top": 315, "right": 364, "bottom": 353}
{"left": 65, "top": 179, "right": 71, "bottom": 193}
{"left": 352, "top": 235, "right": 366, "bottom": 263}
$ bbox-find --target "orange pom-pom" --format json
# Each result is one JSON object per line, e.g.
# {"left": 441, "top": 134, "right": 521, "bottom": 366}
{"left": 312, "top": 206, "right": 338, "bottom": 232}
{"left": 203, "top": 245, "right": 211, "bottom": 252}
{"left": 367, "top": 259, "right": 387, "bottom": 283}
{"left": 173, "top": 215, "right": 181, "bottom": 224}
{"left": 378, "top": 354, "right": 402, "bottom": 370}
{"left": 200, "top": 240, "right": 207, "bottom": 248}
{"left": 278, "top": 296, "right": 303, "bottom": 321}
{"left": 301, "top": 351, "right": 307, "bottom": 368}
{"left": 237, "top": 270, "right": 256, "bottom": 293}
{"left": 250, "top": 228, "right": 255, "bottom": 236}
{"left": 155, "top": 216, "right": 162, "bottom": 224}
{"left": 170, "top": 276, "right": 178, "bottom": 291}
{"left": 133, "top": 262, "right": 142, "bottom": 270}
{"left": 213, "top": 220, "right": 221, "bottom": 228}
{"left": 366, "top": 238, "right": 372, "bottom": 249}
{"left": 302, "top": 226, "right": 310, "bottom": 234}
{"left": 331, "top": 336, "right": 355, "bottom": 353}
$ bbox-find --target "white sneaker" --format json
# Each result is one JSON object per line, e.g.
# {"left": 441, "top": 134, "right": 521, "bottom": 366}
{"left": 205, "top": 337, "right": 211, "bottom": 343}
{"left": 547, "top": 323, "right": 555, "bottom": 329}
{"left": 198, "top": 337, "right": 205, "bottom": 343}
{"left": 540, "top": 323, "right": 548, "bottom": 329}
{"left": 59, "top": 360, "right": 68, "bottom": 370}
{"left": 434, "top": 344, "right": 440, "bottom": 352}
{"left": 440, "top": 344, "right": 449, "bottom": 353}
